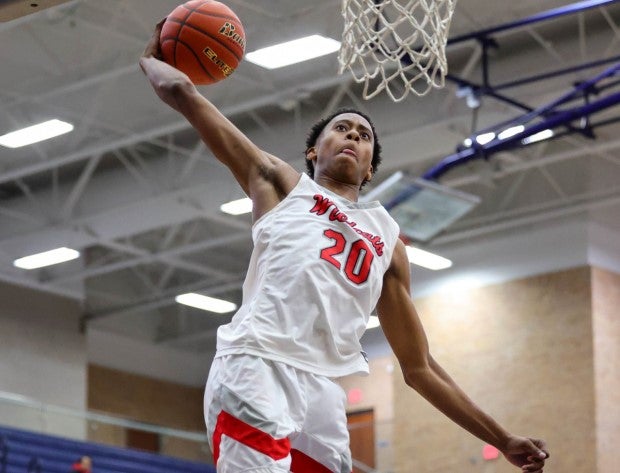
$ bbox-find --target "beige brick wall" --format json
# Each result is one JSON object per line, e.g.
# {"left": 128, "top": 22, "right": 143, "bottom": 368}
{"left": 88, "top": 364, "right": 204, "bottom": 431}
{"left": 87, "top": 364, "right": 211, "bottom": 463}
{"left": 591, "top": 267, "right": 620, "bottom": 473}
{"left": 393, "top": 267, "right": 596, "bottom": 473}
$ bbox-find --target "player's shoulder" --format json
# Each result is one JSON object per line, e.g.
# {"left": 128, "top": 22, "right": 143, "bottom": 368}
{"left": 254, "top": 151, "right": 302, "bottom": 197}
{"left": 386, "top": 238, "right": 410, "bottom": 276}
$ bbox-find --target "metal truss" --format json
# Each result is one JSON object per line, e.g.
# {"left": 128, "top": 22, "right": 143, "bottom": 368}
{"left": 429, "top": 0, "right": 620, "bottom": 181}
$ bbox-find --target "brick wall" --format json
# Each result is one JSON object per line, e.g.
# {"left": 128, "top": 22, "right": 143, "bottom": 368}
{"left": 592, "top": 267, "right": 620, "bottom": 473}
{"left": 392, "top": 267, "right": 596, "bottom": 473}
{"left": 87, "top": 364, "right": 211, "bottom": 462}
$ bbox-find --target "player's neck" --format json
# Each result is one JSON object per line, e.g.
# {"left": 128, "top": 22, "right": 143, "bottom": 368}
{"left": 314, "top": 176, "right": 361, "bottom": 202}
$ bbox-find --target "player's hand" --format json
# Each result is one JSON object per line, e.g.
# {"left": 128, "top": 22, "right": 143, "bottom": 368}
{"left": 139, "top": 18, "right": 195, "bottom": 113}
{"left": 500, "top": 436, "right": 548, "bottom": 472}
{"left": 142, "top": 19, "right": 166, "bottom": 60}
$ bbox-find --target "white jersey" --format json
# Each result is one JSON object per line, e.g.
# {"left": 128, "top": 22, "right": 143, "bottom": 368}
{"left": 215, "top": 173, "right": 401, "bottom": 377}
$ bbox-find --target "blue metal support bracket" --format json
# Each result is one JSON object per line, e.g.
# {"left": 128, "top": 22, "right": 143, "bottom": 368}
{"left": 445, "top": 0, "right": 620, "bottom": 123}
{"left": 416, "top": 1, "right": 620, "bottom": 183}
{"left": 422, "top": 65, "right": 620, "bottom": 182}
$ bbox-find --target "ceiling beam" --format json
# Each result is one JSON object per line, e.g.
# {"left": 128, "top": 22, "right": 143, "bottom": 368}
{"left": 0, "top": 270, "right": 82, "bottom": 300}
{"left": 50, "top": 232, "right": 249, "bottom": 285}
{"left": 445, "top": 135, "right": 620, "bottom": 188}
{"left": 85, "top": 278, "right": 244, "bottom": 323}
{"left": 0, "top": 69, "right": 359, "bottom": 185}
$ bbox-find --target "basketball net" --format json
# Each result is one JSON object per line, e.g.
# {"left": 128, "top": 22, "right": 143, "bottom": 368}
{"left": 338, "top": 0, "right": 457, "bottom": 102}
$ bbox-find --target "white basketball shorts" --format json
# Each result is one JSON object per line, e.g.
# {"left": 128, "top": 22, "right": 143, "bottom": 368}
{"left": 203, "top": 354, "right": 353, "bottom": 473}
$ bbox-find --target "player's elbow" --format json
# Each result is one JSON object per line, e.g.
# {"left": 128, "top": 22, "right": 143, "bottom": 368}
{"left": 402, "top": 366, "right": 431, "bottom": 391}
{"left": 400, "top": 358, "right": 433, "bottom": 391}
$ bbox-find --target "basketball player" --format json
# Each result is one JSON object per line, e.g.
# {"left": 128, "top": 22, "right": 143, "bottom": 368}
{"left": 140, "top": 21, "right": 548, "bottom": 473}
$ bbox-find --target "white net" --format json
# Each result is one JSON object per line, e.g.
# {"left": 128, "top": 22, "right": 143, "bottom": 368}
{"left": 338, "top": 0, "right": 457, "bottom": 102}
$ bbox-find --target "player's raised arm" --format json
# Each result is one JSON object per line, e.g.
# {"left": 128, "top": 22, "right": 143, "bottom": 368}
{"left": 376, "top": 239, "right": 549, "bottom": 472}
{"left": 139, "top": 21, "right": 298, "bottom": 201}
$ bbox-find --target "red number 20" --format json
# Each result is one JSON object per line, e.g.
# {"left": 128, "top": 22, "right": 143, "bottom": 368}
{"left": 320, "top": 229, "right": 373, "bottom": 284}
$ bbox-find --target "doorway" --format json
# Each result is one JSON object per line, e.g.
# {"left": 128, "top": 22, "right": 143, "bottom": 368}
{"left": 126, "top": 428, "right": 160, "bottom": 453}
{"left": 347, "top": 408, "right": 375, "bottom": 472}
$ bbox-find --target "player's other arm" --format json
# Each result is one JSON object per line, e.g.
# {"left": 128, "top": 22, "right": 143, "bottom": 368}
{"left": 376, "top": 240, "right": 548, "bottom": 472}
{"left": 139, "top": 21, "right": 297, "bottom": 198}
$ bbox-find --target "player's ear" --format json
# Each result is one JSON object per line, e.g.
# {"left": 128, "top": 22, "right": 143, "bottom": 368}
{"left": 364, "top": 164, "right": 373, "bottom": 182}
{"left": 305, "top": 147, "right": 317, "bottom": 163}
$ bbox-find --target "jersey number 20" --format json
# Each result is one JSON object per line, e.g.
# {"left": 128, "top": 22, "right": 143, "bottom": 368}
{"left": 320, "top": 229, "right": 373, "bottom": 284}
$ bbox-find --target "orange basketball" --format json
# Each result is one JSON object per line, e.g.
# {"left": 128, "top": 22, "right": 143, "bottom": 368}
{"left": 160, "top": 0, "right": 245, "bottom": 85}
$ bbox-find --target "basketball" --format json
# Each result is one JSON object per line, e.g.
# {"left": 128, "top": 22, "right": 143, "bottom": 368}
{"left": 160, "top": 0, "right": 245, "bottom": 85}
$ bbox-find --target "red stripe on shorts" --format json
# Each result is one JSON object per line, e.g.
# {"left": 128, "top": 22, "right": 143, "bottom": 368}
{"left": 290, "top": 448, "right": 333, "bottom": 473}
{"left": 212, "top": 410, "right": 291, "bottom": 464}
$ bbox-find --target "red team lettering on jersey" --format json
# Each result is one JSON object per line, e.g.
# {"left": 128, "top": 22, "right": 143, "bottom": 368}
{"left": 310, "top": 194, "right": 384, "bottom": 285}
{"left": 310, "top": 194, "right": 385, "bottom": 255}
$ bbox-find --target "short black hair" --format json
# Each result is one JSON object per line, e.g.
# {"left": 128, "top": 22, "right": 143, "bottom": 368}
{"left": 304, "top": 107, "right": 382, "bottom": 186}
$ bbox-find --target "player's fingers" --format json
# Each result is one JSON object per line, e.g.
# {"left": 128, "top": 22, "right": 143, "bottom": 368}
{"left": 532, "top": 439, "right": 549, "bottom": 455}
{"left": 143, "top": 20, "right": 165, "bottom": 58}
{"left": 522, "top": 467, "right": 544, "bottom": 473}
{"left": 528, "top": 438, "right": 549, "bottom": 459}
{"left": 521, "top": 454, "right": 545, "bottom": 473}
{"left": 522, "top": 462, "right": 543, "bottom": 471}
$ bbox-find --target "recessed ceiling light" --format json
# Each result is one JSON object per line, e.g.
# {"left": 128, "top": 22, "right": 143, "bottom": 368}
{"left": 14, "top": 247, "right": 80, "bottom": 270}
{"left": 366, "top": 315, "right": 380, "bottom": 329}
{"left": 175, "top": 293, "right": 237, "bottom": 313}
{"left": 497, "top": 125, "right": 525, "bottom": 140}
{"left": 475, "top": 132, "right": 496, "bottom": 145}
{"left": 521, "top": 129, "right": 554, "bottom": 145}
{"left": 0, "top": 119, "right": 74, "bottom": 148}
{"left": 220, "top": 197, "right": 252, "bottom": 215}
{"left": 405, "top": 246, "right": 452, "bottom": 270}
{"left": 246, "top": 35, "right": 341, "bottom": 69}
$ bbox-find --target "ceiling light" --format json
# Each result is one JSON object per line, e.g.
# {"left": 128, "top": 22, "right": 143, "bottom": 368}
{"left": 220, "top": 197, "right": 252, "bottom": 215}
{"left": 246, "top": 35, "right": 341, "bottom": 69}
{"left": 366, "top": 315, "right": 380, "bottom": 329}
{"left": 521, "top": 129, "right": 554, "bottom": 145}
{"left": 13, "top": 247, "right": 80, "bottom": 270}
{"left": 405, "top": 246, "right": 452, "bottom": 270}
{"left": 0, "top": 119, "right": 74, "bottom": 148}
{"left": 175, "top": 293, "right": 237, "bottom": 313}
{"left": 497, "top": 125, "right": 524, "bottom": 140}
{"left": 475, "top": 132, "right": 496, "bottom": 145}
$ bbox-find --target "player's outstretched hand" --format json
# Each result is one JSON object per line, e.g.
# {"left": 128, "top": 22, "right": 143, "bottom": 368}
{"left": 142, "top": 19, "right": 165, "bottom": 60}
{"left": 139, "top": 19, "right": 194, "bottom": 114}
{"left": 501, "top": 436, "right": 549, "bottom": 472}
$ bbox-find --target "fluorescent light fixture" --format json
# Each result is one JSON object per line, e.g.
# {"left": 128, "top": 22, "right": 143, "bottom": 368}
{"left": 220, "top": 197, "right": 252, "bottom": 215}
{"left": 497, "top": 125, "right": 524, "bottom": 140}
{"left": 405, "top": 246, "right": 452, "bottom": 270}
{"left": 366, "top": 315, "right": 380, "bottom": 329}
{"left": 175, "top": 293, "right": 237, "bottom": 313}
{"left": 0, "top": 119, "right": 74, "bottom": 148}
{"left": 475, "top": 132, "right": 496, "bottom": 145}
{"left": 246, "top": 35, "right": 341, "bottom": 69}
{"left": 13, "top": 247, "right": 80, "bottom": 270}
{"left": 521, "top": 129, "right": 554, "bottom": 145}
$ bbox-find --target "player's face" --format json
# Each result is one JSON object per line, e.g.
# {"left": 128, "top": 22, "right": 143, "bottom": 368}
{"left": 308, "top": 113, "right": 375, "bottom": 186}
